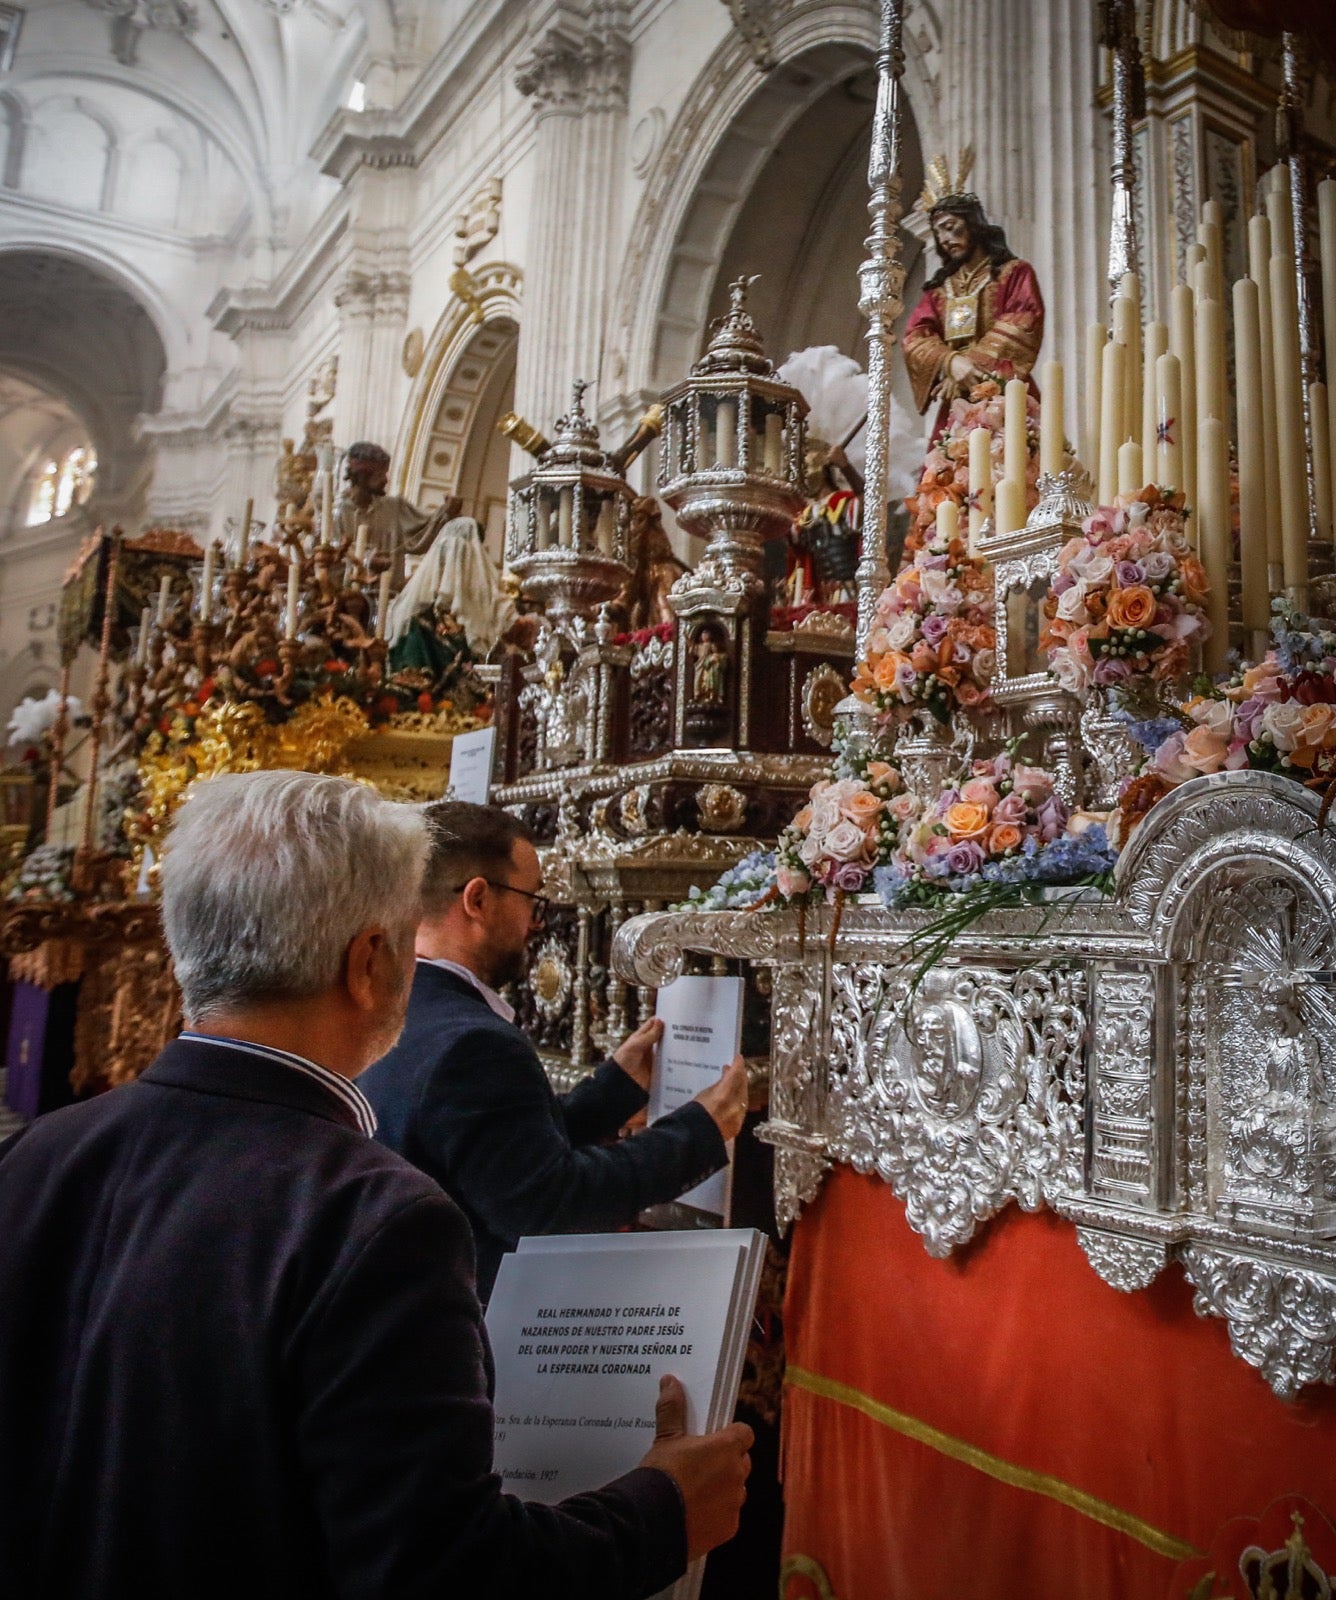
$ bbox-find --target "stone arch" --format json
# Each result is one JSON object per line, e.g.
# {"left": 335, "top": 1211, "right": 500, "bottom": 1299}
{"left": 0, "top": 90, "right": 27, "bottom": 189}
{"left": 117, "top": 128, "right": 189, "bottom": 231}
{"left": 23, "top": 95, "right": 118, "bottom": 213}
{"left": 394, "top": 263, "right": 522, "bottom": 561}
{"left": 613, "top": 3, "right": 938, "bottom": 401}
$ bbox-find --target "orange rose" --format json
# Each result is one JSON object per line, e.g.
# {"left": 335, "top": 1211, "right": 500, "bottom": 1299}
{"left": 1083, "top": 591, "right": 1107, "bottom": 623}
{"left": 987, "top": 822, "right": 1024, "bottom": 854}
{"left": 911, "top": 641, "right": 937, "bottom": 672}
{"left": 1178, "top": 555, "right": 1209, "bottom": 603}
{"left": 944, "top": 801, "right": 990, "bottom": 840}
{"left": 842, "top": 789, "right": 883, "bottom": 827}
{"left": 1105, "top": 584, "right": 1157, "bottom": 630}
{"left": 936, "top": 664, "right": 962, "bottom": 687}
{"left": 873, "top": 652, "right": 901, "bottom": 690}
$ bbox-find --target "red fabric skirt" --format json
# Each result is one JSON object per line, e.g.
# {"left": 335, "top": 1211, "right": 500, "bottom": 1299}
{"left": 781, "top": 1167, "right": 1336, "bottom": 1598}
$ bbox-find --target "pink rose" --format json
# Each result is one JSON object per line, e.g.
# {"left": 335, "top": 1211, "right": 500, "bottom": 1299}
{"left": 889, "top": 792, "right": 921, "bottom": 823}
{"left": 776, "top": 865, "right": 810, "bottom": 898}
{"left": 959, "top": 777, "right": 999, "bottom": 812}
{"left": 1179, "top": 725, "right": 1229, "bottom": 774}
{"left": 1010, "top": 764, "right": 1054, "bottom": 805}
{"left": 992, "top": 791, "right": 1027, "bottom": 824}
{"left": 1152, "top": 730, "right": 1196, "bottom": 783}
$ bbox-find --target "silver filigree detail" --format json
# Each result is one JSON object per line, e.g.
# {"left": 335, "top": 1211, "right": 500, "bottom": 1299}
{"left": 1076, "top": 1228, "right": 1168, "bottom": 1292}
{"left": 1181, "top": 1245, "right": 1336, "bottom": 1401}
{"left": 825, "top": 962, "right": 1087, "bottom": 1256}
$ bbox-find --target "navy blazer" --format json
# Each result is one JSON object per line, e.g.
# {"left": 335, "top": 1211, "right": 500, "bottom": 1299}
{"left": 361, "top": 962, "right": 727, "bottom": 1300}
{"left": 0, "top": 1037, "right": 685, "bottom": 1599}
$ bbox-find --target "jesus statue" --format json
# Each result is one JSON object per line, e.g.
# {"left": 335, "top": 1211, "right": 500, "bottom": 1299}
{"left": 902, "top": 150, "right": 1045, "bottom": 440}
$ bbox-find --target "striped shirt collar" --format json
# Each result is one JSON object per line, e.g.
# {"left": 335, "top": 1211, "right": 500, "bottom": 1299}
{"left": 178, "top": 1032, "right": 377, "bottom": 1137}
{"left": 417, "top": 957, "right": 515, "bottom": 1024}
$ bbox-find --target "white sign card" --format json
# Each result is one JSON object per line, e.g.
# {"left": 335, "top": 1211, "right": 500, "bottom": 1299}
{"left": 649, "top": 975, "right": 745, "bottom": 1219}
{"left": 487, "top": 1229, "right": 765, "bottom": 1600}
{"left": 447, "top": 725, "right": 496, "bottom": 804}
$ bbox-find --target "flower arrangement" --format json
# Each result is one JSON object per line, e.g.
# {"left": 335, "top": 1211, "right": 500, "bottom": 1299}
{"left": 1040, "top": 486, "right": 1209, "bottom": 698}
{"left": 874, "top": 751, "right": 1117, "bottom": 909}
{"left": 903, "top": 380, "right": 1042, "bottom": 560}
{"left": 1111, "top": 604, "right": 1336, "bottom": 844}
{"left": 678, "top": 849, "right": 777, "bottom": 912}
{"left": 851, "top": 520, "right": 996, "bottom": 725}
{"left": 6, "top": 842, "right": 76, "bottom": 903}
{"left": 774, "top": 750, "right": 909, "bottom": 903}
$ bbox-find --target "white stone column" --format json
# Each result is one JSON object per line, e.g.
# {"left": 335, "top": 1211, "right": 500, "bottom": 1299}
{"left": 333, "top": 266, "right": 412, "bottom": 447}
{"left": 935, "top": 0, "right": 1105, "bottom": 421}
{"left": 514, "top": 5, "right": 631, "bottom": 433}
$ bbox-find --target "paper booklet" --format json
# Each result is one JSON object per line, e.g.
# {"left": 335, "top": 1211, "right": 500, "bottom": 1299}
{"left": 486, "top": 1228, "right": 766, "bottom": 1600}
{"left": 646, "top": 974, "right": 745, "bottom": 1224}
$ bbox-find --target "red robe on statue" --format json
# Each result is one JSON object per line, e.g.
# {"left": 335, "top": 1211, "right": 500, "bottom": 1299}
{"left": 903, "top": 257, "right": 1045, "bottom": 440}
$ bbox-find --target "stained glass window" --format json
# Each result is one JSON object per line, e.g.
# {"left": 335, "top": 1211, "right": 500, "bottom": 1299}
{"left": 26, "top": 446, "right": 96, "bottom": 526}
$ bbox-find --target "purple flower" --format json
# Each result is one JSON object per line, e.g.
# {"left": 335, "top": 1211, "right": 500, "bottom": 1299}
{"left": 1036, "top": 794, "right": 1069, "bottom": 842}
{"left": 943, "top": 839, "right": 986, "bottom": 876}
{"left": 921, "top": 612, "right": 949, "bottom": 646}
{"left": 1052, "top": 571, "right": 1076, "bottom": 595}
{"left": 920, "top": 552, "right": 950, "bottom": 571}
{"left": 1115, "top": 561, "right": 1145, "bottom": 585}
{"left": 1092, "top": 656, "right": 1133, "bottom": 686}
{"left": 828, "top": 860, "right": 869, "bottom": 893}
{"left": 1233, "top": 696, "right": 1266, "bottom": 741}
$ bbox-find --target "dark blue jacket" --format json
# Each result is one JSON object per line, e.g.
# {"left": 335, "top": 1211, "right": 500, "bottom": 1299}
{"left": 361, "top": 962, "right": 726, "bottom": 1301}
{"left": 0, "top": 1036, "right": 685, "bottom": 1599}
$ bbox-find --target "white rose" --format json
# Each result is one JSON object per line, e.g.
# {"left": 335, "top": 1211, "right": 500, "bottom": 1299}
{"left": 1068, "top": 548, "right": 1114, "bottom": 585}
{"left": 972, "top": 648, "right": 997, "bottom": 682}
{"left": 1051, "top": 651, "right": 1091, "bottom": 697}
{"left": 920, "top": 568, "right": 964, "bottom": 612}
{"left": 1142, "top": 549, "right": 1175, "bottom": 581}
{"left": 885, "top": 614, "right": 918, "bottom": 651}
{"left": 798, "top": 831, "right": 826, "bottom": 867}
{"left": 1190, "top": 698, "right": 1233, "bottom": 738}
{"left": 1260, "top": 700, "right": 1307, "bottom": 753}
{"left": 866, "top": 626, "right": 891, "bottom": 656}
{"left": 823, "top": 819, "right": 870, "bottom": 862}
{"left": 1055, "top": 583, "right": 1089, "bottom": 623}
{"left": 810, "top": 797, "right": 841, "bottom": 835}
{"left": 1125, "top": 501, "right": 1149, "bottom": 528}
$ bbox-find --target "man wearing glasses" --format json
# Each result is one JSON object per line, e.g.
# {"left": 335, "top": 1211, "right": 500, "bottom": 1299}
{"left": 361, "top": 801, "right": 747, "bottom": 1301}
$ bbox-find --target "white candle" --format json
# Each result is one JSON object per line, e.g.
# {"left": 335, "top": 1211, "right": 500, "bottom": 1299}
{"left": 967, "top": 426, "right": 992, "bottom": 549}
{"left": 285, "top": 558, "right": 300, "bottom": 639}
{"left": 1170, "top": 284, "right": 1197, "bottom": 531}
{"left": 763, "top": 412, "right": 783, "bottom": 473}
{"left": 995, "top": 477, "right": 1026, "bottom": 537}
{"left": 1249, "top": 213, "right": 1282, "bottom": 581}
{"left": 239, "top": 498, "right": 253, "bottom": 567}
{"left": 935, "top": 498, "right": 959, "bottom": 546}
{"left": 715, "top": 398, "right": 737, "bottom": 468}
{"left": 136, "top": 604, "right": 152, "bottom": 666}
{"left": 1197, "top": 218, "right": 1224, "bottom": 304}
{"left": 1098, "top": 338, "right": 1126, "bottom": 507}
{"left": 1266, "top": 172, "right": 1294, "bottom": 260}
{"left": 1040, "top": 361, "right": 1064, "bottom": 478}
{"left": 536, "top": 495, "right": 552, "bottom": 551}
{"left": 1141, "top": 321, "right": 1167, "bottom": 475}
{"left": 1185, "top": 241, "right": 1207, "bottom": 278}
{"left": 1119, "top": 270, "right": 1141, "bottom": 306}
{"left": 1234, "top": 275, "right": 1269, "bottom": 635}
{"left": 1117, "top": 440, "right": 1143, "bottom": 500}
{"left": 1194, "top": 294, "right": 1226, "bottom": 424}
{"left": 1202, "top": 198, "right": 1224, "bottom": 227}
{"left": 1155, "top": 351, "right": 1183, "bottom": 492}
{"left": 1003, "top": 377, "right": 1027, "bottom": 484}
{"left": 199, "top": 544, "right": 215, "bottom": 622}
{"left": 557, "top": 486, "right": 574, "bottom": 547}
{"left": 1311, "top": 381, "right": 1333, "bottom": 543}
{"left": 596, "top": 495, "right": 617, "bottom": 555}
{"left": 156, "top": 574, "right": 171, "bottom": 625}
{"left": 1083, "top": 323, "right": 1107, "bottom": 485}
{"left": 1320, "top": 180, "right": 1336, "bottom": 548}
{"left": 376, "top": 568, "right": 392, "bottom": 639}
{"left": 354, "top": 521, "right": 368, "bottom": 560}
{"left": 1198, "top": 415, "right": 1231, "bottom": 674}
{"left": 1112, "top": 292, "right": 1139, "bottom": 450}
{"left": 1271, "top": 250, "right": 1309, "bottom": 598}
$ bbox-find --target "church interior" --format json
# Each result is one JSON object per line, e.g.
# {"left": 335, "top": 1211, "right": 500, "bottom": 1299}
{"left": 2, "top": 0, "right": 1336, "bottom": 1593}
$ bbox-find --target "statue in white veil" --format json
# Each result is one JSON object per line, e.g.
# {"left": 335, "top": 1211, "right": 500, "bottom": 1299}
{"left": 385, "top": 513, "right": 519, "bottom": 657}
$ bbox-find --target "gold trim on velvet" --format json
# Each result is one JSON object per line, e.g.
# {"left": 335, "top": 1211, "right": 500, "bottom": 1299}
{"left": 784, "top": 1364, "right": 1203, "bottom": 1561}
{"left": 780, "top": 1552, "right": 840, "bottom": 1600}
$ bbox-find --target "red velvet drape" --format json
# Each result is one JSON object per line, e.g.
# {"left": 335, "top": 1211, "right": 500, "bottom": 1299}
{"left": 780, "top": 1167, "right": 1336, "bottom": 1599}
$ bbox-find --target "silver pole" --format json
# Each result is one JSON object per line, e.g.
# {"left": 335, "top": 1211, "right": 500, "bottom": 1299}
{"left": 853, "top": 0, "right": 906, "bottom": 659}
{"left": 1282, "top": 31, "right": 1322, "bottom": 544}
{"left": 1102, "top": 0, "right": 1142, "bottom": 300}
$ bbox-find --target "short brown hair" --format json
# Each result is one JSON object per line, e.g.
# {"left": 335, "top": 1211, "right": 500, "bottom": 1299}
{"left": 419, "top": 801, "right": 534, "bottom": 916}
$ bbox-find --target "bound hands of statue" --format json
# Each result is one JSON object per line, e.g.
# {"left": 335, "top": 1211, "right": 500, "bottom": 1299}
{"left": 639, "top": 1375, "right": 753, "bottom": 1562}
{"left": 694, "top": 1055, "right": 750, "bottom": 1141}
{"left": 948, "top": 352, "right": 984, "bottom": 386}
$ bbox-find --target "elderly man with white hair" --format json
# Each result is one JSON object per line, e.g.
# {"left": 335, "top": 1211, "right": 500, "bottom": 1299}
{"left": 0, "top": 769, "right": 752, "bottom": 1599}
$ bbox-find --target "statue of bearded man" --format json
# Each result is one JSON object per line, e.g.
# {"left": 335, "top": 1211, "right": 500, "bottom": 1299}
{"left": 902, "top": 177, "right": 1045, "bottom": 440}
